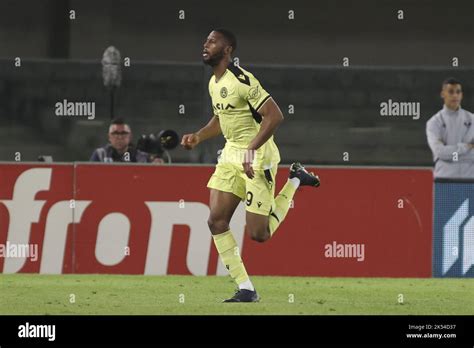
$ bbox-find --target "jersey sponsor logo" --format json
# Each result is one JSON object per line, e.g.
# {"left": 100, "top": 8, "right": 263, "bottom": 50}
{"left": 220, "top": 87, "right": 228, "bottom": 98}
{"left": 213, "top": 103, "right": 235, "bottom": 111}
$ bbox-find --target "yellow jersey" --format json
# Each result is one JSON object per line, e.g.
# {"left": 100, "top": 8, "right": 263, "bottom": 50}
{"left": 208, "top": 63, "right": 281, "bottom": 169}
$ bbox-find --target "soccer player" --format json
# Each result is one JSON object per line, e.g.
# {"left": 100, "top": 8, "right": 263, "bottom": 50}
{"left": 181, "top": 29, "right": 320, "bottom": 302}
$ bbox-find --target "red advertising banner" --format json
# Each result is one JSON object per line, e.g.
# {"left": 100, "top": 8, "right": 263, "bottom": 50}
{"left": 0, "top": 164, "right": 73, "bottom": 274}
{"left": 0, "top": 163, "right": 433, "bottom": 277}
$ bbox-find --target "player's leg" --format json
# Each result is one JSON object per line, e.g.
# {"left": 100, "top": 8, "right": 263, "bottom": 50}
{"left": 208, "top": 189, "right": 258, "bottom": 302}
{"left": 245, "top": 163, "right": 321, "bottom": 240}
{"left": 246, "top": 211, "right": 271, "bottom": 242}
{"left": 267, "top": 162, "right": 321, "bottom": 235}
{"left": 207, "top": 188, "right": 240, "bottom": 236}
{"left": 207, "top": 163, "right": 259, "bottom": 302}
{"left": 244, "top": 167, "right": 276, "bottom": 242}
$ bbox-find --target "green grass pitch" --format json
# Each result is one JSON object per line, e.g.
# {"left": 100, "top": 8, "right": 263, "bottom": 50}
{"left": 0, "top": 274, "right": 472, "bottom": 315}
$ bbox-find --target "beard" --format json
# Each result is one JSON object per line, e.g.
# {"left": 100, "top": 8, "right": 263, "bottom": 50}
{"left": 203, "top": 50, "right": 225, "bottom": 67}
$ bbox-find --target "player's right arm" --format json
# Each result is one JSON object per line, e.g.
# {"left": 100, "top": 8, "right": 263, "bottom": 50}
{"left": 181, "top": 115, "right": 221, "bottom": 150}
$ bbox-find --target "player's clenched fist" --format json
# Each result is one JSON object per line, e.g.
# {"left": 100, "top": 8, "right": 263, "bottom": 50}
{"left": 181, "top": 133, "right": 200, "bottom": 150}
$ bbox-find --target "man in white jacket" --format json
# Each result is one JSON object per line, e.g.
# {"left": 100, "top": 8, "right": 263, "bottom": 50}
{"left": 426, "top": 78, "right": 474, "bottom": 179}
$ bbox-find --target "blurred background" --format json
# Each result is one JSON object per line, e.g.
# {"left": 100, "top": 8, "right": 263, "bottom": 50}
{"left": 1, "top": 0, "right": 474, "bottom": 165}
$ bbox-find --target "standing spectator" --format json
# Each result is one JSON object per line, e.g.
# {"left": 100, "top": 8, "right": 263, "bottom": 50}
{"left": 426, "top": 78, "right": 474, "bottom": 178}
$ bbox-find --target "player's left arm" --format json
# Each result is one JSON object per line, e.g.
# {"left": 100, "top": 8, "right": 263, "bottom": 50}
{"left": 248, "top": 98, "right": 284, "bottom": 151}
{"left": 244, "top": 98, "right": 284, "bottom": 179}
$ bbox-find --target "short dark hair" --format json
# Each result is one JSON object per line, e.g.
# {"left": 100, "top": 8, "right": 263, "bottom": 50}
{"left": 213, "top": 28, "right": 237, "bottom": 53}
{"left": 110, "top": 118, "right": 126, "bottom": 126}
{"left": 442, "top": 77, "right": 462, "bottom": 87}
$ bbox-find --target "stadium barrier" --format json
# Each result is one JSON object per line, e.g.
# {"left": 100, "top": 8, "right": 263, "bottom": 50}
{"left": 433, "top": 178, "right": 474, "bottom": 277}
{"left": 0, "top": 163, "right": 433, "bottom": 277}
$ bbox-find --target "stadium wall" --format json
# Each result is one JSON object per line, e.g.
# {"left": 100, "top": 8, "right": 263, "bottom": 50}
{"left": 0, "top": 163, "right": 434, "bottom": 277}
{"left": 2, "top": 59, "right": 474, "bottom": 166}
{"left": 2, "top": 0, "right": 474, "bottom": 67}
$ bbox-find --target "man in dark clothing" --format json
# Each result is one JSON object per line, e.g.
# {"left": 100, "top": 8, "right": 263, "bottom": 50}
{"left": 90, "top": 118, "right": 161, "bottom": 163}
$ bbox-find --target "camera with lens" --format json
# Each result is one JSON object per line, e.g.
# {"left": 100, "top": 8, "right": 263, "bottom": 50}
{"left": 136, "top": 130, "right": 179, "bottom": 162}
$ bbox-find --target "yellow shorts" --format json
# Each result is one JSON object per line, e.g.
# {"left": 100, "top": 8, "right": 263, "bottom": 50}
{"left": 207, "top": 162, "right": 277, "bottom": 216}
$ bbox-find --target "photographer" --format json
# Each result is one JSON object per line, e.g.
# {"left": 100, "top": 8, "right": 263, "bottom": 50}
{"left": 90, "top": 118, "right": 164, "bottom": 163}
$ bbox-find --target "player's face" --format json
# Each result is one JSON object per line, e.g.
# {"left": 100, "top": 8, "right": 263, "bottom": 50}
{"left": 202, "top": 31, "right": 227, "bottom": 66}
{"left": 108, "top": 124, "right": 131, "bottom": 151}
{"left": 441, "top": 83, "right": 462, "bottom": 110}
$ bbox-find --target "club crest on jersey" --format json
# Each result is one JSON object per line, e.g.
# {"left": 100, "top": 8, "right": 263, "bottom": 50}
{"left": 220, "top": 87, "right": 228, "bottom": 98}
{"left": 249, "top": 86, "right": 260, "bottom": 100}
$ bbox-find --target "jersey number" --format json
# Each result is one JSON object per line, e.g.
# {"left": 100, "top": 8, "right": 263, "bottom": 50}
{"left": 246, "top": 191, "right": 254, "bottom": 206}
